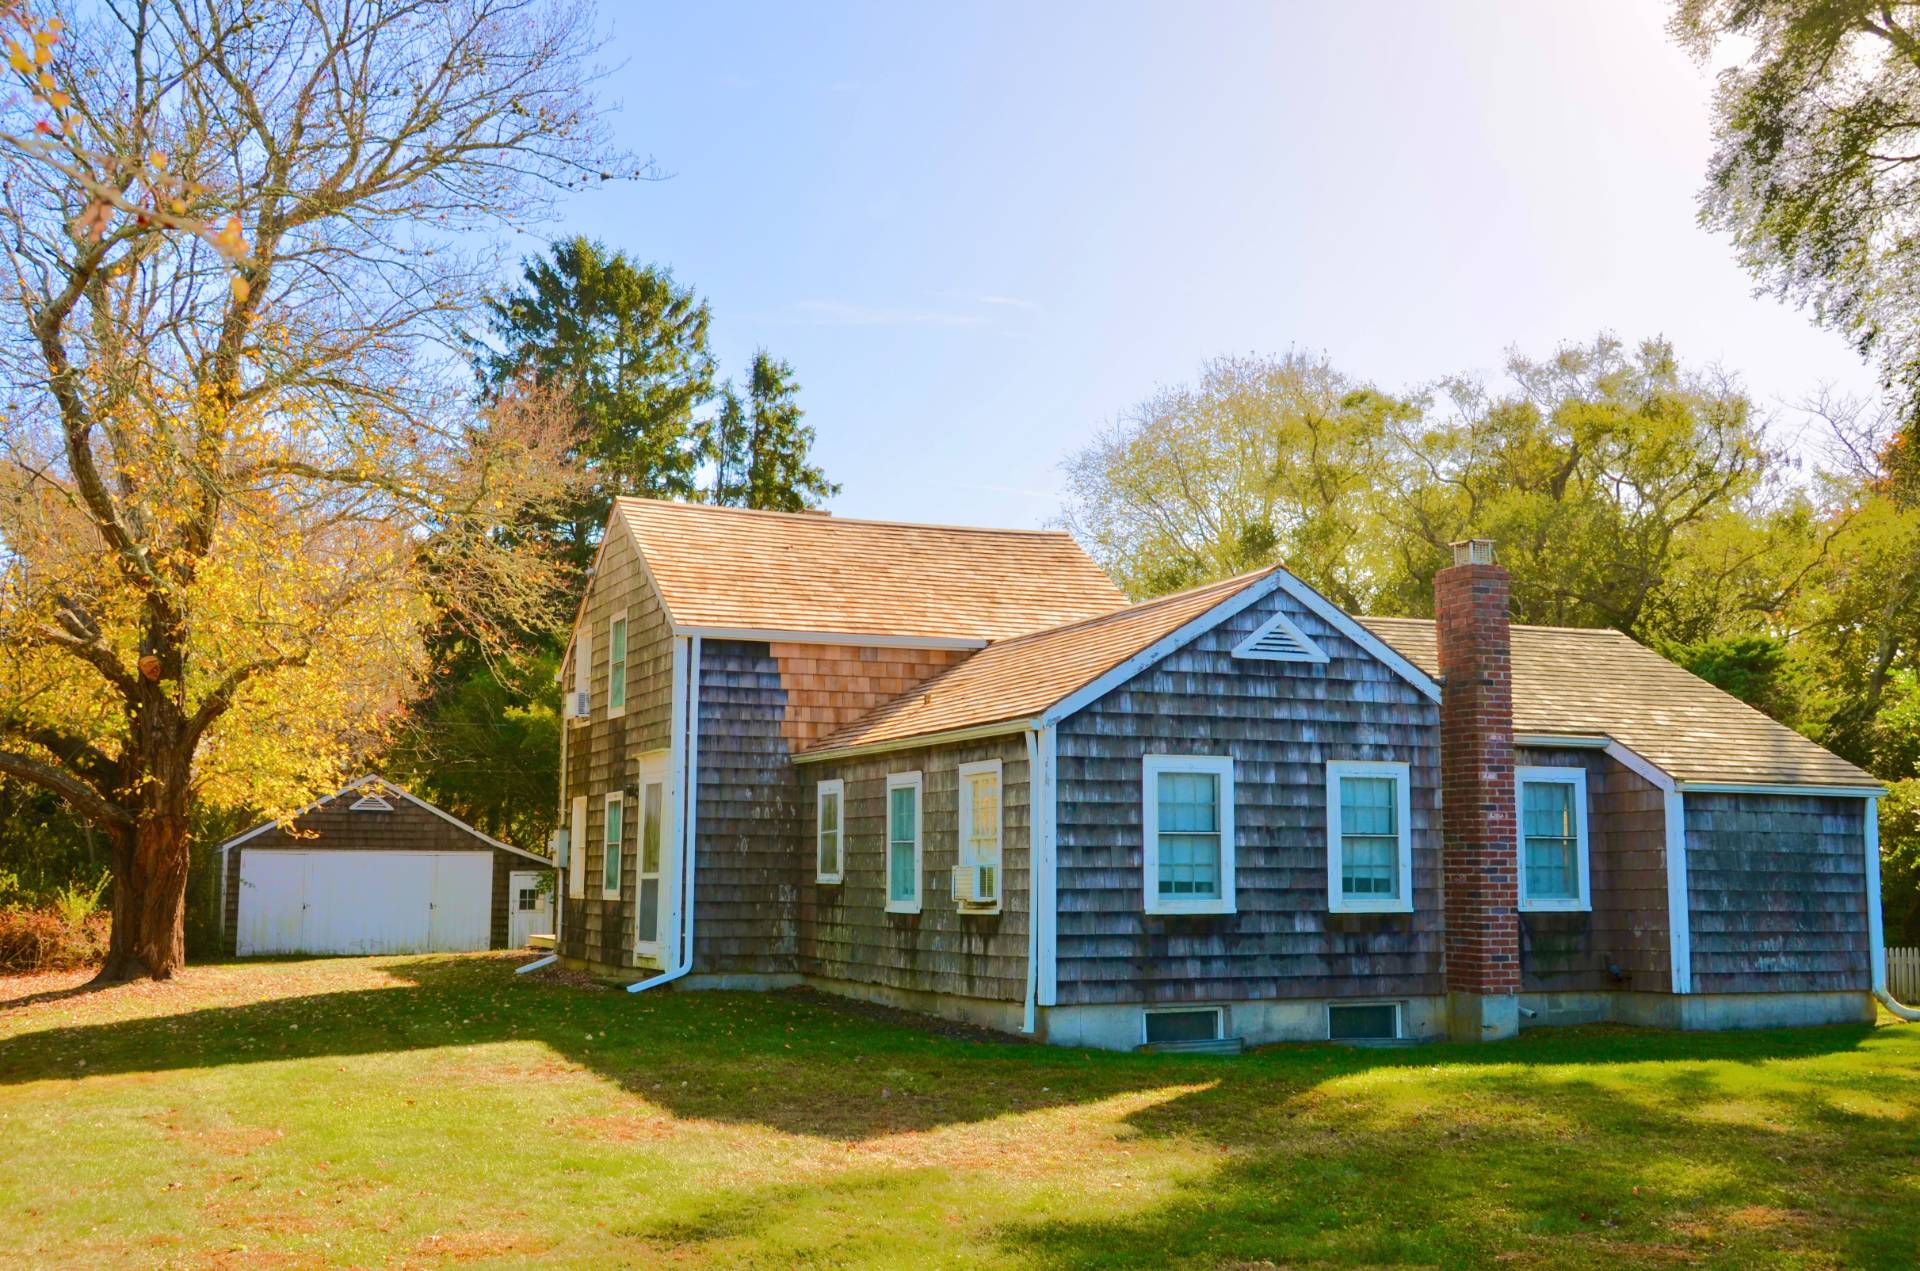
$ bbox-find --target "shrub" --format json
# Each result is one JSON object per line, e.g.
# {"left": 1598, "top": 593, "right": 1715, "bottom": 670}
{"left": 0, "top": 906, "right": 111, "bottom": 973}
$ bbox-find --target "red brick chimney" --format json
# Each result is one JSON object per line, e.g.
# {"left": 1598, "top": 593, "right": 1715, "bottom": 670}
{"left": 1434, "top": 539, "right": 1520, "bottom": 1041}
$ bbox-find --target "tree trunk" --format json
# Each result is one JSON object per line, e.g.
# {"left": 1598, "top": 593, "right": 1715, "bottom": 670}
{"left": 93, "top": 812, "right": 192, "bottom": 982}
{"left": 92, "top": 736, "right": 193, "bottom": 983}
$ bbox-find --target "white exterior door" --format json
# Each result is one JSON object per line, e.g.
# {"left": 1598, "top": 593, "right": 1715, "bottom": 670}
{"left": 634, "top": 751, "right": 672, "bottom": 961}
{"left": 507, "top": 869, "right": 550, "bottom": 947}
{"left": 236, "top": 851, "right": 494, "bottom": 955}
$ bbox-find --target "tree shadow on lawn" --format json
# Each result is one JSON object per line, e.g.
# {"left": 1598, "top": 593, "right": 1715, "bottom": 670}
{"left": 0, "top": 953, "right": 1894, "bottom": 1150}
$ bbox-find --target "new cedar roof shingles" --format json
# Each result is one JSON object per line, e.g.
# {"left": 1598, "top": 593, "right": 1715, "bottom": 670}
{"left": 614, "top": 497, "right": 1128, "bottom": 642}
{"left": 1359, "top": 617, "right": 1877, "bottom": 789}
{"left": 800, "top": 570, "right": 1273, "bottom": 754}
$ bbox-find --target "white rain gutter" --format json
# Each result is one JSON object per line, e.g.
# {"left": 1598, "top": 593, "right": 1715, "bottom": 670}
{"left": 630, "top": 636, "right": 701, "bottom": 994}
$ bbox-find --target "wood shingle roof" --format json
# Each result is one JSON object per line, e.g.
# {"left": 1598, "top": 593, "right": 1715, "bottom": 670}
{"left": 799, "top": 570, "right": 1274, "bottom": 754}
{"left": 1359, "top": 617, "right": 1878, "bottom": 789}
{"left": 613, "top": 497, "right": 1128, "bottom": 642}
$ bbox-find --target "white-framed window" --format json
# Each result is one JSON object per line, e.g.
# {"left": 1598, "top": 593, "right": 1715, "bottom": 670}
{"left": 568, "top": 795, "right": 587, "bottom": 899}
{"left": 602, "top": 792, "right": 624, "bottom": 900}
{"left": 885, "top": 771, "right": 923, "bottom": 914}
{"left": 816, "top": 779, "right": 845, "bottom": 884}
{"left": 636, "top": 758, "right": 667, "bottom": 949}
{"left": 1142, "top": 754, "right": 1236, "bottom": 915}
{"left": 1326, "top": 759, "right": 1414, "bottom": 913}
{"left": 571, "top": 627, "right": 592, "bottom": 722}
{"left": 607, "top": 611, "right": 628, "bottom": 717}
{"left": 956, "top": 759, "right": 1003, "bottom": 910}
{"left": 1517, "top": 765, "right": 1591, "bottom": 911}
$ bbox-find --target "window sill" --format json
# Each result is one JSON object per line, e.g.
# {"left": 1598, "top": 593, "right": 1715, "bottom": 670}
{"left": 816, "top": 874, "right": 843, "bottom": 886}
{"left": 568, "top": 715, "right": 592, "bottom": 727}
{"left": 1328, "top": 899, "right": 1414, "bottom": 916}
{"left": 885, "top": 901, "right": 922, "bottom": 916}
{"left": 1146, "top": 901, "right": 1236, "bottom": 917}
{"left": 600, "top": 890, "right": 622, "bottom": 903}
{"left": 605, "top": 707, "right": 626, "bottom": 721}
{"left": 956, "top": 904, "right": 1002, "bottom": 917}
{"left": 1520, "top": 900, "right": 1591, "bottom": 914}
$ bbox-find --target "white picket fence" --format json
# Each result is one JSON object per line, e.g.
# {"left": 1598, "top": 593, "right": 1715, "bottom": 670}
{"left": 1891, "top": 948, "right": 1920, "bottom": 1002}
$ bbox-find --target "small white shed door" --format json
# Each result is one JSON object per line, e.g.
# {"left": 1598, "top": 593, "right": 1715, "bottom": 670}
{"left": 237, "top": 851, "right": 493, "bottom": 956}
{"left": 507, "top": 870, "right": 549, "bottom": 947}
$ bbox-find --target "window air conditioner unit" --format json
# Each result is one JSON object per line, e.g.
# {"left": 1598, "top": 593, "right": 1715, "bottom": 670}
{"left": 568, "top": 690, "right": 591, "bottom": 720}
{"left": 550, "top": 827, "right": 569, "bottom": 867}
{"left": 952, "top": 864, "right": 998, "bottom": 908}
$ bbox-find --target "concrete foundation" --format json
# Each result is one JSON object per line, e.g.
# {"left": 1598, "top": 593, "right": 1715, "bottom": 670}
{"left": 1522, "top": 989, "right": 1874, "bottom": 1031}
{"left": 1447, "top": 991, "right": 1520, "bottom": 1042}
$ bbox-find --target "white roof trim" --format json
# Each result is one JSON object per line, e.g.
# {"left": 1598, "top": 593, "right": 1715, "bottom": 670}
{"left": 1675, "top": 781, "right": 1885, "bottom": 798}
{"left": 1040, "top": 568, "right": 1442, "bottom": 729}
{"left": 676, "top": 626, "right": 987, "bottom": 651}
{"left": 1230, "top": 610, "right": 1329, "bottom": 664}
{"left": 1603, "top": 741, "right": 1676, "bottom": 793}
{"left": 217, "top": 774, "right": 554, "bottom": 864}
{"left": 1268, "top": 572, "right": 1442, "bottom": 704}
{"left": 1515, "top": 733, "right": 1611, "bottom": 750}
{"left": 792, "top": 719, "right": 1038, "bottom": 765}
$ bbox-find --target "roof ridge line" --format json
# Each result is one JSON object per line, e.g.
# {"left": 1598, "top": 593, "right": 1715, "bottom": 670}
{"left": 614, "top": 495, "right": 1077, "bottom": 538}
{"left": 976, "top": 567, "right": 1275, "bottom": 651}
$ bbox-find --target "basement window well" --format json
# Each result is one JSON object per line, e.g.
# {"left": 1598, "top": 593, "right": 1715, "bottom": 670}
{"left": 1327, "top": 1001, "right": 1402, "bottom": 1042}
{"left": 1142, "top": 1007, "right": 1224, "bottom": 1046}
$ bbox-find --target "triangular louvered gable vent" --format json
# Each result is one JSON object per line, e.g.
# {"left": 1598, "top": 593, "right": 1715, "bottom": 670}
{"left": 1231, "top": 612, "right": 1329, "bottom": 664}
{"left": 350, "top": 791, "right": 394, "bottom": 812}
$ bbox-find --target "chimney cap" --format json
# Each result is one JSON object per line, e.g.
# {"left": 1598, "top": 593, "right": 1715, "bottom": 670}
{"left": 1450, "top": 539, "right": 1496, "bottom": 566}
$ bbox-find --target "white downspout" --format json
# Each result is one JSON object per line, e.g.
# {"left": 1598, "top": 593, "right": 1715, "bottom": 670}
{"left": 630, "top": 635, "right": 701, "bottom": 994}
{"left": 1022, "top": 729, "right": 1040, "bottom": 1034}
{"left": 1866, "top": 794, "right": 1920, "bottom": 1020}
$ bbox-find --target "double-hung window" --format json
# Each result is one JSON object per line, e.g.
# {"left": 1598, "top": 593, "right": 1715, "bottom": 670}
{"left": 1517, "top": 766, "right": 1590, "bottom": 911}
{"left": 957, "top": 759, "right": 1002, "bottom": 909}
{"left": 816, "top": 779, "right": 844, "bottom": 884}
{"left": 885, "top": 771, "right": 923, "bottom": 914}
{"left": 602, "top": 792, "right": 624, "bottom": 900}
{"left": 1142, "top": 754, "right": 1236, "bottom": 915}
{"left": 1326, "top": 760, "right": 1413, "bottom": 913}
{"left": 607, "top": 611, "right": 628, "bottom": 717}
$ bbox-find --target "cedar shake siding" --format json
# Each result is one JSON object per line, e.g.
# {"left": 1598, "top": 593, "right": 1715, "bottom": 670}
{"left": 1684, "top": 793, "right": 1871, "bottom": 994}
{"left": 1514, "top": 747, "right": 1671, "bottom": 995}
{"left": 690, "top": 640, "right": 989, "bottom": 980}
{"left": 1054, "top": 585, "right": 1444, "bottom": 1008}
{"left": 559, "top": 526, "right": 673, "bottom": 972}
{"left": 693, "top": 639, "right": 803, "bottom": 976}
{"left": 220, "top": 790, "right": 541, "bottom": 955}
{"left": 800, "top": 735, "right": 1031, "bottom": 1003}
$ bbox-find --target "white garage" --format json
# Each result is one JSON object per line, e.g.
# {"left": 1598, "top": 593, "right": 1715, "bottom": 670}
{"left": 216, "top": 775, "right": 555, "bottom": 957}
{"left": 236, "top": 850, "right": 495, "bottom": 955}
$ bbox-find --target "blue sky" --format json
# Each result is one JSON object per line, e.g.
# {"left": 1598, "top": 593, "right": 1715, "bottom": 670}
{"left": 547, "top": 0, "right": 1879, "bottom": 528}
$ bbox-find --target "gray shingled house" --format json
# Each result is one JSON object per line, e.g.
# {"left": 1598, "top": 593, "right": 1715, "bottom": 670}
{"left": 551, "top": 498, "right": 1891, "bottom": 1050}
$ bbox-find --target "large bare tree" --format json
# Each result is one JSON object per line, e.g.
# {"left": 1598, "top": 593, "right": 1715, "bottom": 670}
{"left": 0, "top": 0, "right": 620, "bottom": 980}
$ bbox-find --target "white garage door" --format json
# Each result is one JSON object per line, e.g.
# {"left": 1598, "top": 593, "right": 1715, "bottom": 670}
{"left": 237, "top": 851, "right": 494, "bottom": 956}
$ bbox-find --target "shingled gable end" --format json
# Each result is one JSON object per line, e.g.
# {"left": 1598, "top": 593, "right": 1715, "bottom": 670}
{"left": 552, "top": 498, "right": 1885, "bottom": 1049}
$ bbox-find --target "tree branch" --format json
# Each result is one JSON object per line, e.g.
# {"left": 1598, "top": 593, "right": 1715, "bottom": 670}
{"left": 0, "top": 748, "right": 132, "bottom": 830}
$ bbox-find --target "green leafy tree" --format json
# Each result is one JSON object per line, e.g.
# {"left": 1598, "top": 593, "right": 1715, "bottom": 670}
{"left": 711, "top": 351, "right": 838, "bottom": 511}
{"left": 478, "top": 237, "right": 717, "bottom": 571}
{"left": 1059, "top": 351, "right": 1416, "bottom": 606}
{"left": 1381, "top": 336, "right": 1787, "bottom": 640}
{"left": 1672, "top": 0, "right": 1920, "bottom": 498}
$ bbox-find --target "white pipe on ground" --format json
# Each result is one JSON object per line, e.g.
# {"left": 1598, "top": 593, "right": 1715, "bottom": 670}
{"left": 515, "top": 954, "right": 557, "bottom": 975}
{"left": 1876, "top": 990, "right": 1920, "bottom": 1022}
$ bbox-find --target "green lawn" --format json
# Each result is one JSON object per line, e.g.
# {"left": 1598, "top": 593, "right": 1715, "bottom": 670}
{"left": 0, "top": 956, "right": 1915, "bottom": 1269}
